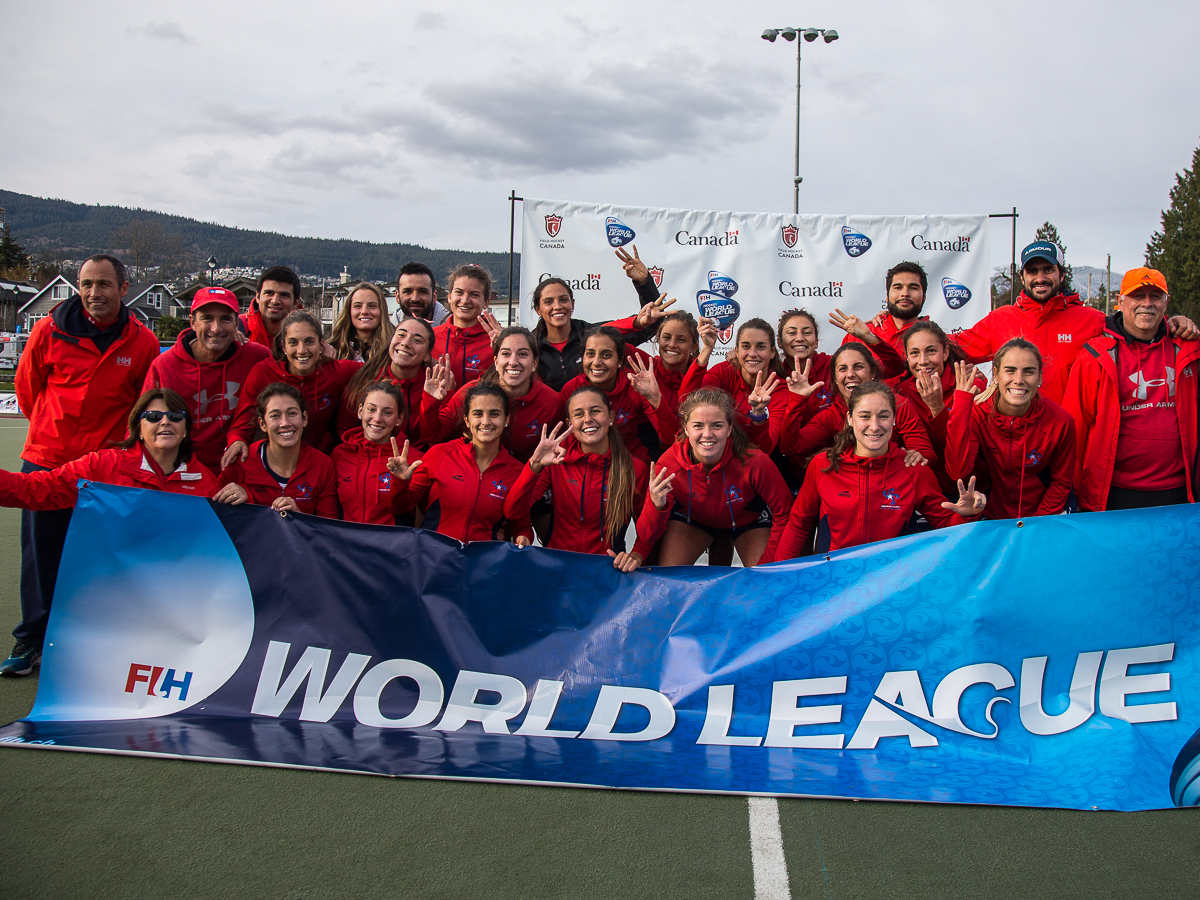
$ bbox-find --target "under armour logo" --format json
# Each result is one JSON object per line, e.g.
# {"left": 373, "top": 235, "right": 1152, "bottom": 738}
{"left": 1129, "top": 366, "right": 1175, "bottom": 401}
{"left": 195, "top": 381, "right": 241, "bottom": 415}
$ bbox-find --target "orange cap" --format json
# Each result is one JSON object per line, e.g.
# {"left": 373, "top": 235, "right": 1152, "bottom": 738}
{"left": 1120, "top": 267, "right": 1169, "bottom": 295}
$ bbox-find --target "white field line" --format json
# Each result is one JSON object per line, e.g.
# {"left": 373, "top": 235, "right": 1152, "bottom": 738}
{"left": 748, "top": 796, "right": 791, "bottom": 900}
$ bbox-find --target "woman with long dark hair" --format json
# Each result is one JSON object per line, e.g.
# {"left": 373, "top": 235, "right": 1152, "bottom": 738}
{"left": 339, "top": 315, "right": 435, "bottom": 446}
{"left": 767, "top": 381, "right": 986, "bottom": 562}
{"left": 504, "top": 384, "right": 649, "bottom": 569}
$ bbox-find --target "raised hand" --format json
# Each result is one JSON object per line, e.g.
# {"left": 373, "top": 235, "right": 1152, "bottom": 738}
{"left": 633, "top": 293, "right": 678, "bottom": 329}
{"left": 221, "top": 440, "right": 249, "bottom": 470}
{"left": 868, "top": 311, "right": 889, "bottom": 329}
{"left": 785, "top": 357, "right": 826, "bottom": 398}
{"left": 615, "top": 244, "right": 650, "bottom": 283}
{"left": 626, "top": 354, "right": 662, "bottom": 407}
{"left": 528, "top": 422, "right": 569, "bottom": 473}
{"left": 608, "top": 549, "right": 644, "bottom": 573}
{"left": 954, "top": 360, "right": 982, "bottom": 395}
{"left": 386, "top": 437, "right": 423, "bottom": 480}
{"left": 479, "top": 310, "right": 502, "bottom": 341}
{"left": 828, "top": 308, "right": 879, "bottom": 344}
{"left": 648, "top": 462, "right": 676, "bottom": 511}
{"left": 941, "top": 476, "right": 987, "bottom": 517}
{"left": 697, "top": 316, "right": 718, "bottom": 349}
{"left": 916, "top": 369, "right": 945, "bottom": 415}
{"left": 423, "top": 354, "right": 456, "bottom": 402}
{"left": 747, "top": 370, "right": 782, "bottom": 414}
{"left": 212, "top": 483, "right": 248, "bottom": 505}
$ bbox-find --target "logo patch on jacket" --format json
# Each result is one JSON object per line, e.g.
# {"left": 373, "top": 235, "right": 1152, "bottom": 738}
{"left": 489, "top": 479, "right": 509, "bottom": 500}
{"left": 1057, "top": 333, "right": 1072, "bottom": 343}
{"left": 294, "top": 482, "right": 313, "bottom": 500}
{"left": 880, "top": 487, "right": 900, "bottom": 509}
{"left": 117, "top": 356, "right": 132, "bottom": 367}
{"left": 1026, "top": 449, "right": 1042, "bottom": 467}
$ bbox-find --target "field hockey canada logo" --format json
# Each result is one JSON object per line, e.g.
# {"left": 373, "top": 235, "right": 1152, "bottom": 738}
{"left": 697, "top": 270, "right": 741, "bottom": 343}
{"left": 779, "top": 224, "right": 803, "bottom": 260}
{"left": 842, "top": 226, "right": 872, "bottom": 258}
{"left": 606, "top": 217, "right": 636, "bottom": 248}
{"left": 648, "top": 267, "right": 664, "bottom": 288}
{"left": 539, "top": 214, "right": 566, "bottom": 250}
{"left": 943, "top": 277, "right": 972, "bottom": 310}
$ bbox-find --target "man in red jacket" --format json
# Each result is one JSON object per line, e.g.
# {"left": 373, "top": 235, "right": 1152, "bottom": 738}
{"left": 1062, "top": 267, "right": 1200, "bottom": 512}
{"left": 3, "top": 254, "right": 160, "bottom": 676}
{"left": 144, "top": 287, "right": 271, "bottom": 470}
{"left": 240, "top": 265, "right": 302, "bottom": 347}
{"left": 955, "top": 241, "right": 1198, "bottom": 405}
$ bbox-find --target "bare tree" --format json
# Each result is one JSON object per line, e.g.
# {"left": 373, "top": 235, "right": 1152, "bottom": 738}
{"left": 111, "top": 219, "right": 164, "bottom": 282}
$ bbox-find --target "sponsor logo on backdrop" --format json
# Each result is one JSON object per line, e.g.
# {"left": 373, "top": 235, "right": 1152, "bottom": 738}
{"left": 648, "top": 266, "right": 664, "bottom": 288}
{"left": 539, "top": 273, "right": 601, "bottom": 291}
{"left": 841, "top": 226, "right": 872, "bottom": 258}
{"left": 778, "top": 281, "right": 844, "bottom": 299}
{"left": 676, "top": 229, "right": 739, "bottom": 247}
{"left": 912, "top": 234, "right": 972, "bottom": 252}
{"left": 544, "top": 215, "right": 562, "bottom": 238}
{"left": 778, "top": 224, "right": 803, "bottom": 259}
{"left": 539, "top": 214, "right": 566, "bottom": 250}
{"left": 606, "top": 217, "right": 636, "bottom": 248}
{"left": 942, "top": 277, "right": 971, "bottom": 310}
{"left": 697, "top": 271, "right": 741, "bottom": 343}
{"left": 125, "top": 663, "right": 193, "bottom": 701}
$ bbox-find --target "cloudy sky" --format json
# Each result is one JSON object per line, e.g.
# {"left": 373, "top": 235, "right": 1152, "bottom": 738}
{"left": 3, "top": 0, "right": 1198, "bottom": 275}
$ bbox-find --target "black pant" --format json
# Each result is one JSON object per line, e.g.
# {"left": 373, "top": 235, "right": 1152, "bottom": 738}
{"left": 1105, "top": 484, "right": 1190, "bottom": 511}
{"left": 13, "top": 460, "right": 73, "bottom": 650}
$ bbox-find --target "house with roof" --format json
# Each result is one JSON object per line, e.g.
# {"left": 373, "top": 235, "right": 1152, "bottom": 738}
{"left": 0, "top": 279, "right": 39, "bottom": 333}
{"left": 18, "top": 276, "right": 173, "bottom": 333}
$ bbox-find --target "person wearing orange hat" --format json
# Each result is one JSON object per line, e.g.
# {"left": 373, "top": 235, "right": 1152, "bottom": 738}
{"left": 1062, "top": 267, "right": 1200, "bottom": 511}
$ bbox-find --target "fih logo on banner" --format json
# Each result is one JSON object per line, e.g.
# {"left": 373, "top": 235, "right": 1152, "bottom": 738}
{"left": 912, "top": 234, "right": 972, "bottom": 252}
{"left": 648, "top": 266, "right": 664, "bottom": 288}
{"left": 841, "top": 225, "right": 872, "bottom": 257}
{"left": 697, "top": 270, "right": 741, "bottom": 343}
{"left": 544, "top": 215, "right": 562, "bottom": 238}
{"left": 606, "top": 217, "right": 636, "bottom": 248}
{"left": 779, "top": 224, "right": 803, "bottom": 260}
{"left": 942, "top": 277, "right": 972, "bottom": 310}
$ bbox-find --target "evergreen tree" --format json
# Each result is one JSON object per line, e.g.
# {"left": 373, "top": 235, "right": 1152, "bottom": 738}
{"left": 1147, "top": 142, "right": 1200, "bottom": 321}
{"left": 0, "top": 225, "right": 28, "bottom": 273}
{"left": 1033, "top": 221, "right": 1074, "bottom": 292}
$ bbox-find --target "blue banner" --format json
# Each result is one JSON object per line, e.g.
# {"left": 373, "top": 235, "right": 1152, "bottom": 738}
{"left": 2, "top": 482, "right": 1199, "bottom": 811}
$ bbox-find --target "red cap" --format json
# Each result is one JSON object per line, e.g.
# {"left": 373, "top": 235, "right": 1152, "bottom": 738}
{"left": 1120, "top": 267, "right": 1169, "bottom": 296}
{"left": 190, "top": 287, "right": 240, "bottom": 315}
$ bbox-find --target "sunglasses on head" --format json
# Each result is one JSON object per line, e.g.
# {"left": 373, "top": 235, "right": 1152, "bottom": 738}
{"left": 140, "top": 410, "right": 187, "bottom": 424}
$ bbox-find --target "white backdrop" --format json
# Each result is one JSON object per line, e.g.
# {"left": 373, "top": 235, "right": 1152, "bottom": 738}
{"left": 519, "top": 199, "right": 992, "bottom": 353}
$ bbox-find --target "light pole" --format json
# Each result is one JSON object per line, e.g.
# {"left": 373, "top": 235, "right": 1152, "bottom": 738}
{"left": 761, "top": 27, "right": 838, "bottom": 214}
{"left": 206, "top": 255, "right": 218, "bottom": 286}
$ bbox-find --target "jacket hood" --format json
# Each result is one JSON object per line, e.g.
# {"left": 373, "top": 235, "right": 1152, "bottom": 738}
{"left": 1015, "top": 290, "right": 1082, "bottom": 313}
{"left": 1104, "top": 311, "right": 1168, "bottom": 345}
{"left": 52, "top": 293, "right": 132, "bottom": 338}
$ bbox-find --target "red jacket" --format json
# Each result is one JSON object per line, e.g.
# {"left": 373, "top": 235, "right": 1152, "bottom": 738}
{"left": 390, "top": 437, "right": 533, "bottom": 544}
{"left": 633, "top": 439, "right": 793, "bottom": 560}
{"left": 335, "top": 362, "right": 429, "bottom": 447}
{"left": 17, "top": 298, "right": 160, "bottom": 468}
{"left": 432, "top": 321, "right": 493, "bottom": 386}
{"left": 954, "top": 292, "right": 1103, "bottom": 405}
{"left": 778, "top": 392, "right": 936, "bottom": 465}
{"left": 0, "top": 445, "right": 219, "bottom": 511}
{"left": 332, "top": 428, "right": 421, "bottom": 525}
{"left": 219, "top": 440, "right": 339, "bottom": 518}
{"left": 1061, "top": 322, "right": 1200, "bottom": 511}
{"left": 782, "top": 353, "right": 836, "bottom": 412}
{"left": 143, "top": 330, "right": 272, "bottom": 470}
{"left": 421, "top": 378, "right": 564, "bottom": 462}
{"left": 892, "top": 366, "right": 988, "bottom": 495}
{"left": 679, "top": 361, "right": 790, "bottom": 453}
{"left": 239, "top": 307, "right": 277, "bottom": 348}
{"left": 503, "top": 437, "right": 649, "bottom": 555}
{"left": 559, "top": 374, "right": 676, "bottom": 462}
{"left": 945, "top": 390, "right": 1075, "bottom": 519}
{"left": 227, "top": 357, "right": 361, "bottom": 452}
{"left": 768, "top": 445, "right": 971, "bottom": 561}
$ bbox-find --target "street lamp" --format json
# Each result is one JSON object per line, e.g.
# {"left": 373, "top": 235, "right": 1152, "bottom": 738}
{"left": 761, "top": 26, "right": 839, "bottom": 213}
{"left": 206, "top": 255, "right": 218, "bottom": 286}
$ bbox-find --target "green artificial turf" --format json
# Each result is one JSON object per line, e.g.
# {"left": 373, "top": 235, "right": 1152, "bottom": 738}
{"left": 0, "top": 420, "right": 1197, "bottom": 899}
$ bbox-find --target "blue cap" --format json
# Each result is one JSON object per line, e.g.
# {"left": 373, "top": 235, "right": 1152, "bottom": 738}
{"left": 1021, "top": 240, "right": 1064, "bottom": 270}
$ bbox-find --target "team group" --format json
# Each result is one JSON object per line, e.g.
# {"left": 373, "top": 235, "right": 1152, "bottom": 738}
{"left": 0, "top": 238, "right": 1195, "bottom": 676}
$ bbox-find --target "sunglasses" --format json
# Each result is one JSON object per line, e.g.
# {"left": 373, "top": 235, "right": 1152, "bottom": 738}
{"left": 140, "top": 410, "right": 187, "bottom": 424}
